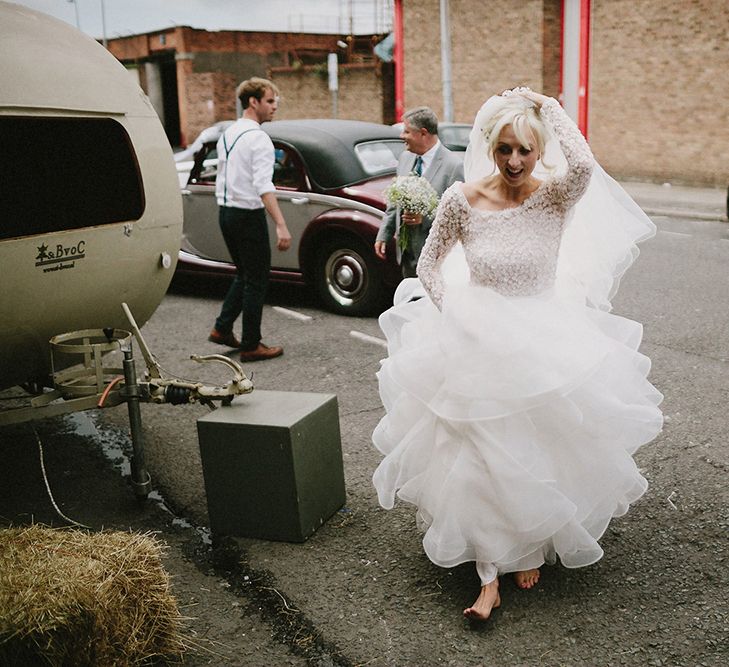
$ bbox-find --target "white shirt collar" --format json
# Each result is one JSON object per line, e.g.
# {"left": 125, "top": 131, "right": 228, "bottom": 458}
{"left": 418, "top": 139, "right": 441, "bottom": 174}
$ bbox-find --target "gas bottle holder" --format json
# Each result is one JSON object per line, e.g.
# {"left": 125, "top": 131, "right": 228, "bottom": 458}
{"left": 49, "top": 328, "right": 132, "bottom": 398}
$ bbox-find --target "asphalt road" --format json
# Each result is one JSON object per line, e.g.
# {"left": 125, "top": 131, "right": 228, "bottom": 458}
{"left": 1, "top": 211, "right": 728, "bottom": 666}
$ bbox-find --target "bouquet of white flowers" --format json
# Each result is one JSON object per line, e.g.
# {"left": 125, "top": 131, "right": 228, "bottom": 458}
{"left": 384, "top": 175, "right": 439, "bottom": 250}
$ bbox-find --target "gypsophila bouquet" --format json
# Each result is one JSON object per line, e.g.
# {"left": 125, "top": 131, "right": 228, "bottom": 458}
{"left": 384, "top": 175, "right": 439, "bottom": 250}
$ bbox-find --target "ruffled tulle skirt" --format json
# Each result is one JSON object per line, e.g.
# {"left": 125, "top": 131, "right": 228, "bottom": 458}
{"left": 372, "top": 281, "right": 663, "bottom": 581}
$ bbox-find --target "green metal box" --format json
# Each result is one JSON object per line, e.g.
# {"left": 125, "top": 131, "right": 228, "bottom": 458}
{"left": 197, "top": 390, "right": 345, "bottom": 542}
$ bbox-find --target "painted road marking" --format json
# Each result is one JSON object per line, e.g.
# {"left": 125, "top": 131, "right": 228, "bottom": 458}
{"left": 273, "top": 306, "right": 313, "bottom": 321}
{"left": 350, "top": 330, "right": 387, "bottom": 348}
{"left": 658, "top": 230, "right": 692, "bottom": 238}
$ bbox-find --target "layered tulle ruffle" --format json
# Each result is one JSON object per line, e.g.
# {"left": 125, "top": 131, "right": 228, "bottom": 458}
{"left": 372, "top": 284, "right": 663, "bottom": 579}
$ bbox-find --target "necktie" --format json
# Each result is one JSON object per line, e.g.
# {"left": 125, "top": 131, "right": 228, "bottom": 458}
{"left": 413, "top": 155, "right": 423, "bottom": 176}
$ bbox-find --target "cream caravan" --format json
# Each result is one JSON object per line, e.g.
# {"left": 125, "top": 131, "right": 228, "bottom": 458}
{"left": 0, "top": 1, "right": 182, "bottom": 389}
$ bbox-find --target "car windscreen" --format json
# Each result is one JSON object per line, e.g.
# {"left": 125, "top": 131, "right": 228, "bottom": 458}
{"left": 439, "top": 125, "right": 471, "bottom": 150}
{"left": 354, "top": 140, "right": 404, "bottom": 175}
{"left": 0, "top": 116, "right": 145, "bottom": 240}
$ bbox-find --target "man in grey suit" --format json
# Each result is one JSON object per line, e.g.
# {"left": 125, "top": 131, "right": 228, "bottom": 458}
{"left": 374, "top": 106, "right": 464, "bottom": 278}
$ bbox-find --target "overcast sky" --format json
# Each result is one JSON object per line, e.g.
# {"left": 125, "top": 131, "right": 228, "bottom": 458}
{"left": 9, "top": 0, "right": 392, "bottom": 38}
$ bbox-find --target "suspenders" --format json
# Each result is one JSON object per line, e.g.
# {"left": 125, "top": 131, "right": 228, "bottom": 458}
{"left": 221, "top": 127, "right": 261, "bottom": 205}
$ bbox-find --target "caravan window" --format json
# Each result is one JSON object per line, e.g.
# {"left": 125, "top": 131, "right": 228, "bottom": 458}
{"left": 0, "top": 116, "right": 145, "bottom": 240}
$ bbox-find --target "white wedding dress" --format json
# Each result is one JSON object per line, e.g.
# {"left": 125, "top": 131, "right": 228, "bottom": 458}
{"left": 372, "top": 99, "right": 664, "bottom": 584}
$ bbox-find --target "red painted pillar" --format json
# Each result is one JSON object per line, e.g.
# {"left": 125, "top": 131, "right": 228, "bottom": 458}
{"left": 393, "top": 0, "right": 405, "bottom": 122}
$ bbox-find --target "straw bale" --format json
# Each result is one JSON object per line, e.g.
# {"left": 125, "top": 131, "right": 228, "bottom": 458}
{"left": 0, "top": 524, "right": 186, "bottom": 666}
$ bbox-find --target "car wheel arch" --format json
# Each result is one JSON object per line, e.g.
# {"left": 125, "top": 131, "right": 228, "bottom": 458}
{"left": 298, "top": 213, "right": 381, "bottom": 281}
{"left": 300, "top": 221, "right": 389, "bottom": 316}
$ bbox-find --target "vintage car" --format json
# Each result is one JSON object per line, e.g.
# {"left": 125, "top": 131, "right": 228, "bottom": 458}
{"left": 437, "top": 122, "right": 472, "bottom": 152}
{"left": 176, "top": 119, "right": 406, "bottom": 315}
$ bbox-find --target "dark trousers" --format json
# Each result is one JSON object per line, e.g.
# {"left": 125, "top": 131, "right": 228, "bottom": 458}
{"left": 401, "top": 249, "right": 418, "bottom": 278}
{"left": 214, "top": 206, "right": 271, "bottom": 351}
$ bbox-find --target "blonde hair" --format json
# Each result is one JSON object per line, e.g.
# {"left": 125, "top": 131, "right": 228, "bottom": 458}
{"left": 483, "top": 97, "right": 550, "bottom": 159}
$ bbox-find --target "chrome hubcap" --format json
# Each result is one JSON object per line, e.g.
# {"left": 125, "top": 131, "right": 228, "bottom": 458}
{"left": 336, "top": 264, "right": 355, "bottom": 288}
{"left": 325, "top": 248, "right": 368, "bottom": 306}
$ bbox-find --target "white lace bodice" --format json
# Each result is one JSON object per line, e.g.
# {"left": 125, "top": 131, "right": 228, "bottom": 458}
{"left": 417, "top": 99, "right": 594, "bottom": 308}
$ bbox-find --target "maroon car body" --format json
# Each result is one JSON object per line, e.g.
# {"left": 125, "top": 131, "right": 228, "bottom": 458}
{"left": 177, "top": 119, "right": 405, "bottom": 315}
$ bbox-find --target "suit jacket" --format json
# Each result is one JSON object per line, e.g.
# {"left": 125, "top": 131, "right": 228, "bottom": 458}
{"left": 376, "top": 143, "right": 464, "bottom": 277}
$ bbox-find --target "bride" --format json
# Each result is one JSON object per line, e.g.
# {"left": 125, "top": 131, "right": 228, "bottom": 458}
{"left": 371, "top": 87, "right": 664, "bottom": 620}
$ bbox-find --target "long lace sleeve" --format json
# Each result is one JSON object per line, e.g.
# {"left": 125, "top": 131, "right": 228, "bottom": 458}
{"left": 416, "top": 183, "right": 466, "bottom": 309}
{"left": 540, "top": 98, "right": 594, "bottom": 210}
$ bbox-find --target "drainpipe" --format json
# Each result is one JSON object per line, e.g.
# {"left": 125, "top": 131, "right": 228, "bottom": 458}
{"left": 439, "top": 0, "right": 453, "bottom": 122}
{"left": 100, "top": 0, "right": 108, "bottom": 48}
{"left": 393, "top": 0, "right": 404, "bottom": 122}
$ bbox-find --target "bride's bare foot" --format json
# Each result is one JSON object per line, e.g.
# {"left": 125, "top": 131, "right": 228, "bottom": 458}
{"left": 514, "top": 568, "right": 540, "bottom": 589}
{"left": 463, "top": 579, "right": 500, "bottom": 621}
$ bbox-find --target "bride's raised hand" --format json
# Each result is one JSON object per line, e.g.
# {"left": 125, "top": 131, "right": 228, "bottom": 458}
{"left": 518, "top": 89, "right": 551, "bottom": 108}
{"left": 501, "top": 86, "right": 550, "bottom": 108}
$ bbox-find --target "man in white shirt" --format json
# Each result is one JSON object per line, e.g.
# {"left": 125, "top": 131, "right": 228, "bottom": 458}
{"left": 208, "top": 77, "right": 292, "bottom": 361}
{"left": 374, "top": 106, "right": 464, "bottom": 278}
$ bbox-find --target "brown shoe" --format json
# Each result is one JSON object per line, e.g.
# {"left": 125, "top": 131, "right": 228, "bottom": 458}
{"left": 208, "top": 328, "right": 240, "bottom": 348}
{"left": 239, "top": 343, "right": 284, "bottom": 362}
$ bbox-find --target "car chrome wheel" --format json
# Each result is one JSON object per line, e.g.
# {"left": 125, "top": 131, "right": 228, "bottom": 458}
{"left": 316, "top": 238, "right": 386, "bottom": 316}
{"left": 324, "top": 247, "right": 369, "bottom": 306}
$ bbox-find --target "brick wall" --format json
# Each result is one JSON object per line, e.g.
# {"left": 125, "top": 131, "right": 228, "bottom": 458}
{"left": 109, "top": 27, "right": 343, "bottom": 61}
{"left": 590, "top": 0, "right": 729, "bottom": 185}
{"left": 108, "top": 26, "right": 390, "bottom": 147}
{"left": 180, "top": 63, "right": 385, "bottom": 141}
{"left": 271, "top": 64, "right": 385, "bottom": 123}
{"left": 407, "top": 0, "right": 729, "bottom": 185}
{"left": 182, "top": 71, "right": 238, "bottom": 142}
{"left": 181, "top": 28, "right": 340, "bottom": 56}
{"left": 541, "top": 0, "right": 562, "bottom": 99}
{"left": 108, "top": 5, "right": 729, "bottom": 184}
{"left": 403, "top": 0, "right": 551, "bottom": 124}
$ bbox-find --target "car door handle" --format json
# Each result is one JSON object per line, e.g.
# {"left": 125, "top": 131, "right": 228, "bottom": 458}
{"left": 181, "top": 189, "right": 192, "bottom": 196}
{"left": 291, "top": 197, "right": 310, "bottom": 205}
